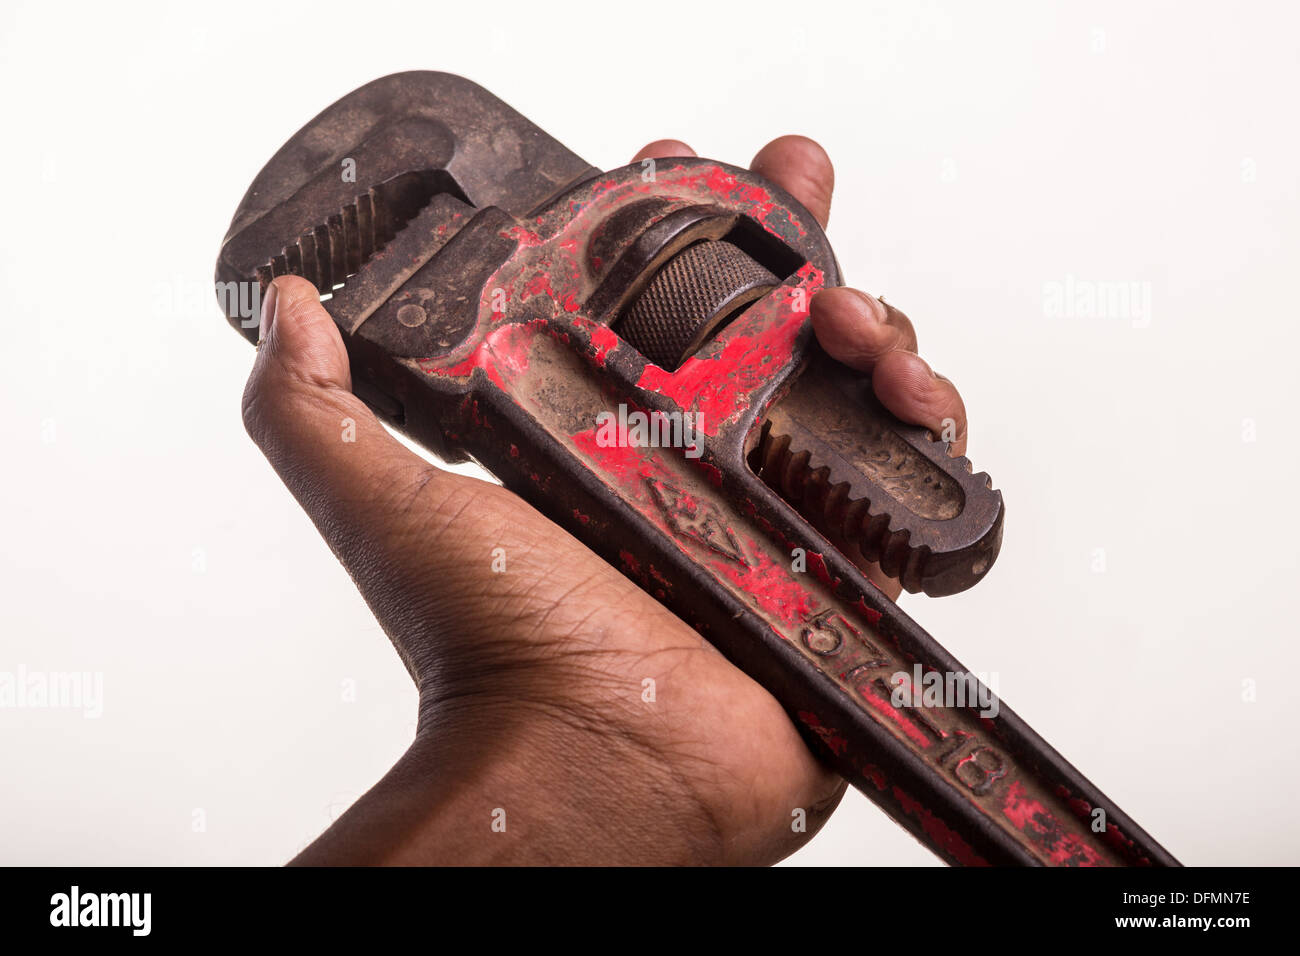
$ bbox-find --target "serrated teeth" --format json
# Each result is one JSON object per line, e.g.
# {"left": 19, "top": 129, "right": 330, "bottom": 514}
{"left": 254, "top": 171, "right": 445, "bottom": 294}
{"left": 753, "top": 422, "right": 927, "bottom": 580}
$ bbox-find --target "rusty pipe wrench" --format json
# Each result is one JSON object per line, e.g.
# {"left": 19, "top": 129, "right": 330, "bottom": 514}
{"left": 215, "top": 72, "right": 1178, "bottom": 866}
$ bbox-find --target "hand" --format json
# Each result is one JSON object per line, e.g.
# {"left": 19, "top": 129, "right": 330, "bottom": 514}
{"left": 243, "top": 136, "right": 971, "bottom": 865}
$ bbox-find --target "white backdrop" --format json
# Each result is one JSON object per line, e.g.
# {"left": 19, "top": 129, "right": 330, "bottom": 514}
{"left": 1, "top": 0, "right": 1296, "bottom": 865}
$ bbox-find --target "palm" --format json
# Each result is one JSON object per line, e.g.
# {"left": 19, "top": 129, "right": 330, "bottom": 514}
{"left": 409, "top": 479, "right": 846, "bottom": 864}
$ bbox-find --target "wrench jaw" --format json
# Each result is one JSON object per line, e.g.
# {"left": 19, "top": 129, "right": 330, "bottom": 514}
{"left": 215, "top": 70, "right": 600, "bottom": 344}
{"left": 752, "top": 354, "right": 1007, "bottom": 597}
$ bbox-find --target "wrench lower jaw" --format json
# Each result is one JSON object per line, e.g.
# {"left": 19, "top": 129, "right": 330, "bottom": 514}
{"left": 751, "top": 351, "right": 1005, "bottom": 597}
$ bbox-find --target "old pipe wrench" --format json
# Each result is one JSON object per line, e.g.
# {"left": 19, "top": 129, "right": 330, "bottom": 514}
{"left": 215, "top": 72, "right": 1178, "bottom": 866}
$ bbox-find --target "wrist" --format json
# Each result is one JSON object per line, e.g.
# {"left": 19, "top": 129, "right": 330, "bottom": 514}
{"left": 293, "top": 696, "right": 722, "bottom": 866}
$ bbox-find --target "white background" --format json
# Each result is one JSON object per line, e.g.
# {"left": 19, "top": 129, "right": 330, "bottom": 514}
{"left": 1, "top": 0, "right": 1296, "bottom": 865}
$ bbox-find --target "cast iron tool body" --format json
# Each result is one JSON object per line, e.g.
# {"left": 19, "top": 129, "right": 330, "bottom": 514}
{"left": 216, "top": 71, "right": 1178, "bottom": 867}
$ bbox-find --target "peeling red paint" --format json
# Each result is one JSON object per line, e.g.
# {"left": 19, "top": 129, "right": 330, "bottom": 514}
{"left": 424, "top": 319, "right": 542, "bottom": 390}
{"left": 858, "top": 681, "right": 934, "bottom": 749}
{"left": 797, "top": 710, "right": 850, "bottom": 757}
{"left": 806, "top": 551, "right": 839, "bottom": 587}
{"left": 652, "top": 163, "right": 810, "bottom": 239}
{"left": 570, "top": 424, "right": 654, "bottom": 486}
{"left": 502, "top": 224, "right": 543, "bottom": 247}
{"left": 634, "top": 264, "right": 823, "bottom": 435}
{"left": 852, "top": 596, "right": 884, "bottom": 626}
{"left": 588, "top": 323, "right": 620, "bottom": 364}
{"left": 716, "top": 547, "right": 812, "bottom": 628}
{"left": 1100, "top": 821, "right": 1152, "bottom": 866}
{"left": 697, "top": 460, "right": 723, "bottom": 488}
{"left": 1002, "top": 781, "right": 1107, "bottom": 867}
{"left": 893, "top": 786, "right": 988, "bottom": 866}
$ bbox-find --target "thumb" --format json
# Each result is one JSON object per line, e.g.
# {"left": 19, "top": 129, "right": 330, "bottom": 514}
{"left": 240, "top": 278, "right": 501, "bottom": 661}
{"left": 242, "top": 275, "right": 423, "bottom": 498}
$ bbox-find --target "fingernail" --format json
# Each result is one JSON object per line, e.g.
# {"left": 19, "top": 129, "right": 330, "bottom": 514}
{"left": 258, "top": 281, "right": 279, "bottom": 345}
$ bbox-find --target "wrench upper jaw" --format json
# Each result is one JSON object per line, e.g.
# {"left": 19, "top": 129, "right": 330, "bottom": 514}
{"left": 215, "top": 116, "right": 460, "bottom": 345}
{"left": 215, "top": 71, "right": 599, "bottom": 342}
{"left": 223, "top": 72, "right": 596, "bottom": 229}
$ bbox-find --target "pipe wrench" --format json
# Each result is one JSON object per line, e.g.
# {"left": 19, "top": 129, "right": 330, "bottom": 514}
{"left": 216, "top": 72, "right": 1178, "bottom": 866}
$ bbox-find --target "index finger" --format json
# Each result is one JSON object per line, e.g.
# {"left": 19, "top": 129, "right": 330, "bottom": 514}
{"left": 750, "top": 135, "right": 834, "bottom": 228}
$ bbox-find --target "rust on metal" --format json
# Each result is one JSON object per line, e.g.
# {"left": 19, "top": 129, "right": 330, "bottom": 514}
{"left": 216, "top": 71, "right": 1178, "bottom": 867}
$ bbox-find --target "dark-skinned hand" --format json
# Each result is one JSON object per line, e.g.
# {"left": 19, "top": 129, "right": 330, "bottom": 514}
{"left": 243, "top": 136, "right": 969, "bottom": 865}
